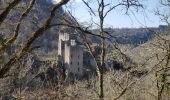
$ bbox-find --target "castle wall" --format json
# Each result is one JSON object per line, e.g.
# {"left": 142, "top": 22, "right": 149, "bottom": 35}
{"left": 58, "top": 32, "right": 83, "bottom": 77}
{"left": 64, "top": 44, "right": 83, "bottom": 76}
{"left": 64, "top": 43, "right": 71, "bottom": 67}
{"left": 69, "top": 46, "right": 83, "bottom": 76}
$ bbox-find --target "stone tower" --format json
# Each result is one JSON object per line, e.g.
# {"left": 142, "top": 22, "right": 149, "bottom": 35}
{"left": 58, "top": 30, "right": 83, "bottom": 77}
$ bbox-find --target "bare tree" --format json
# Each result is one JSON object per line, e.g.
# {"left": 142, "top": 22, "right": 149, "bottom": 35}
{"left": 0, "top": 0, "right": 70, "bottom": 78}
{"left": 153, "top": 1, "right": 170, "bottom": 99}
{"left": 1, "top": 0, "right": 161, "bottom": 99}
{"left": 50, "top": 0, "right": 143, "bottom": 98}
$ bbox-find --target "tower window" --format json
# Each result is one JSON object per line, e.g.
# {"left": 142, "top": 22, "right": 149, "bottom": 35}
{"left": 78, "top": 62, "right": 79, "bottom": 65}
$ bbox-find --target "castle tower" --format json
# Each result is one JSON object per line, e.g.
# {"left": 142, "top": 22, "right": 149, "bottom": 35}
{"left": 58, "top": 31, "right": 83, "bottom": 77}
{"left": 58, "top": 32, "right": 70, "bottom": 56}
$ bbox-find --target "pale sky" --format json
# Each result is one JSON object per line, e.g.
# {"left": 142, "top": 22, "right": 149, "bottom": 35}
{"left": 53, "top": 0, "right": 165, "bottom": 28}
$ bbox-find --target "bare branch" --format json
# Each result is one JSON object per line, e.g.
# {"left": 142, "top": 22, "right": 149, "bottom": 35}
{"left": 0, "top": 0, "right": 36, "bottom": 52}
{"left": 0, "top": 0, "right": 22, "bottom": 25}
{"left": 0, "top": 0, "right": 70, "bottom": 78}
{"left": 82, "top": 0, "right": 96, "bottom": 16}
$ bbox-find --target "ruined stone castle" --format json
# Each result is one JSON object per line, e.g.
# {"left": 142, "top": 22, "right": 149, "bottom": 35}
{"left": 57, "top": 30, "right": 83, "bottom": 77}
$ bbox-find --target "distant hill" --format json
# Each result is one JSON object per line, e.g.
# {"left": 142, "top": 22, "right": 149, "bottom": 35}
{"left": 91, "top": 26, "right": 168, "bottom": 46}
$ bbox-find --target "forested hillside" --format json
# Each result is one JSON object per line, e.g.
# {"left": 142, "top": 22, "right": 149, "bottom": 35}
{"left": 0, "top": 0, "right": 64, "bottom": 53}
